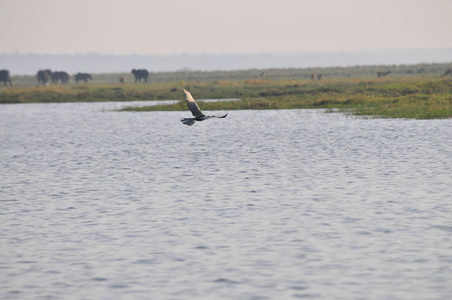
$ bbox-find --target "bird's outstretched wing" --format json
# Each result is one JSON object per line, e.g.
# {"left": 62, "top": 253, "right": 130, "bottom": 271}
{"left": 215, "top": 113, "right": 228, "bottom": 118}
{"left": 183, "top": 89, "right": 205, "bottom": 117}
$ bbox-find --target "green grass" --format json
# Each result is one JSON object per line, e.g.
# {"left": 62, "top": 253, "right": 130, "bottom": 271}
{"left": 0, "top": 83, "right": 184, "bottom": 103}
{"left": 120, "top": 77, "right": 452, "bottom": 119}
{"left": 1, "top": 68, "right": 452, "bottom": 119}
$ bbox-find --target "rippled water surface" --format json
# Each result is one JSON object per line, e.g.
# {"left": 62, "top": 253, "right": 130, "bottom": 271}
{"left": 1, "top": 102, "right": 452, "bottom": 299}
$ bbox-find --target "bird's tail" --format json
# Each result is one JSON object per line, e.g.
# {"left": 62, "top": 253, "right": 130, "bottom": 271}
{"left": 181, "top": 118, "right": 196, "bottom": 126}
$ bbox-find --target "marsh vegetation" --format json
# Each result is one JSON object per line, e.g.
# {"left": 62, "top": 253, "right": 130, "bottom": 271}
{"left": 119, "top": 77, "right": 452, "bottom": 119}
{"left": 1, "top": 63, "right": 451, "bottom": 119}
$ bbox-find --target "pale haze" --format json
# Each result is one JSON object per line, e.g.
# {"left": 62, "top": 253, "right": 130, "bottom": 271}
{"left": 1, "top": 0, "right": 452, "bottom": 55}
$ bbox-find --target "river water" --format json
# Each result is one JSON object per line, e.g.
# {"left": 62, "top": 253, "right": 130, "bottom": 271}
{"left": 1, "top": 101, "right": 451, "bottom": 299}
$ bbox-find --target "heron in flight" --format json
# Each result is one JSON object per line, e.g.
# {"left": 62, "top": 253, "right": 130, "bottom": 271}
{"left": 181, "top": 88, "right": 228, "bottom": 126}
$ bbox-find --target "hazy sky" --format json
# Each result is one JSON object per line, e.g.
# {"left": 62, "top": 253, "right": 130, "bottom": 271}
{"left": 1, "top": 0, "right": 451, "bottom": 55}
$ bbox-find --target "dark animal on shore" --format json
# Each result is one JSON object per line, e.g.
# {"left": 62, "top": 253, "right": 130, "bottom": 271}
{"left": 37, "top": 69, "right": 52, "bottom": 85}
{"left": 442, "top": 69, "right": 452, "bottom": 77}
{"left": 181, "top": 88, "right": 228, "bottom": 126}
{"left": 0, "top": 69, "right": 12, "bottom": 86}
{"left": 377, "top": 71, "right": 391, "bottom": 78}
{"left": 318, "top": 73, "right": 323, "bottom": 80}
{"left": 51, "top": 71, "right": 70, "bottom": 84}
{"left": 119, "top": 77, "right": 126, "bottom": 84}
{"left": 131, "top": 69, "right": 150, "bottom": 83}
{"left": 311, "top": 73, "right": 316, "bottom": 80}
{"left": 260, "top": 72, "right": 266, "bottom": 78}
{"left": 75, "top": 73, "right": 93, "bottom": 83}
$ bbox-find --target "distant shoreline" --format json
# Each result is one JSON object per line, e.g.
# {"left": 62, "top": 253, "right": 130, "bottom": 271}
{"left": 1, "top": 69, "right": 451, "bottom": 119}
{"left": 3, "top": 62, "right": 452, "bottom": 87}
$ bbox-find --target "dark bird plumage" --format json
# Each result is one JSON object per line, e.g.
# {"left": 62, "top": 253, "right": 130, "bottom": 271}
{"left": 181, "top": 89, "right": 228, "bottom": 126}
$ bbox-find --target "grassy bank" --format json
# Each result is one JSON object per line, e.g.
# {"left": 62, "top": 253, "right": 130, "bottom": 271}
{"left": 120, "top": 77, "right": 452, "bottom": 119}
{"left": 0, "top": 83, "right": 185, "bottom": 103}
{"left": 1, "top": 75, "right": 451, "bottom": 119}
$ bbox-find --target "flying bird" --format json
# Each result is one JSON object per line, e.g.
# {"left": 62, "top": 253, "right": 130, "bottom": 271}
{"left": 181, "top": 88, "right": 228, "bottom": 126}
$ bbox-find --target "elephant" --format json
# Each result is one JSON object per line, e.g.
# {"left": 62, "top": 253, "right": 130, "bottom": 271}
{"left": 37, "top": 69, "right": 53, "bottom": 85}
{"left": 51, "top": 71, "right": 70, "bottom": 84}
{"left": 75, "top": 73, "right": 93, "bottom": 83}
{"left": 0, "top": 69, "right": 12, "bottom": 86}
{"left": 131, "top": 69, "right": 150, "bottom": 83}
